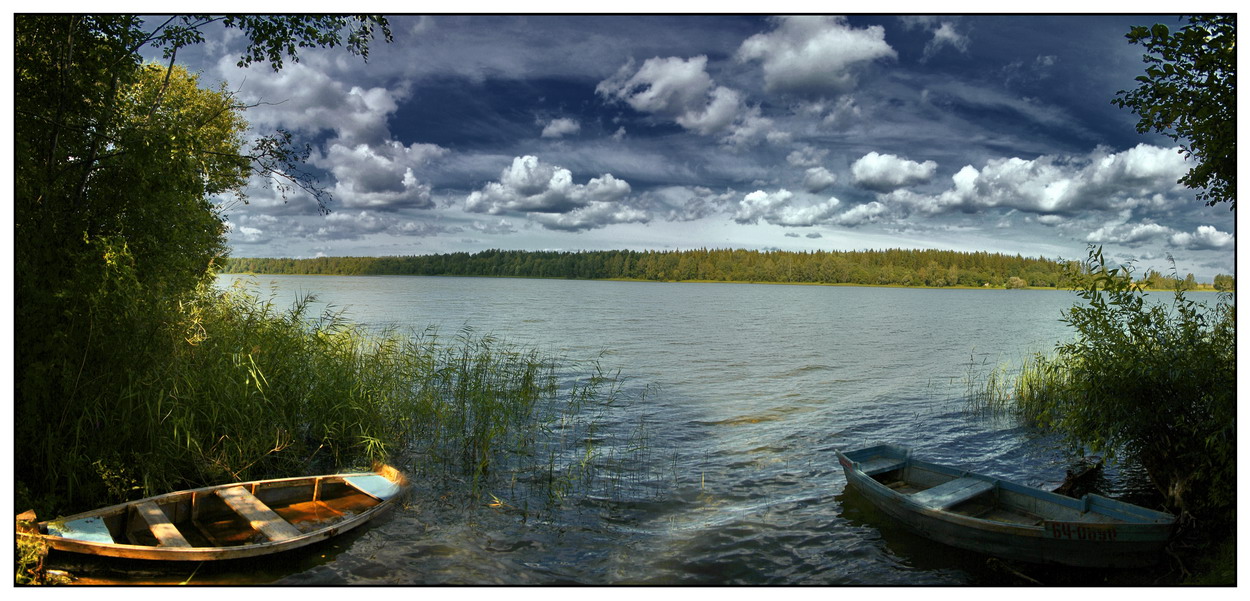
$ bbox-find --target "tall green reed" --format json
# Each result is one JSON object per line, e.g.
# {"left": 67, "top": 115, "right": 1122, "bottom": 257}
{"left": 17, "top": 275, "right": 641, "bottom": 517}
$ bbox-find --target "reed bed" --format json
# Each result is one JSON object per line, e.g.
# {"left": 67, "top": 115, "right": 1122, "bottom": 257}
{"left": 964, "top": 352, "right": 1070, "bottom": 427}
{"left": 17, "top": 278, "right": 639, "bottom": 519}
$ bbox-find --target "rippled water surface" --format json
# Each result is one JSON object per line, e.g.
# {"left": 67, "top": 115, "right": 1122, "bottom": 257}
{"left": 69, "top": 276, "right": 1179, "bottom": 585}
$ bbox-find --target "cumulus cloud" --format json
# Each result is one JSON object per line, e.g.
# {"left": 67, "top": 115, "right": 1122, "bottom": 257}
{"left": 541, "top": 117, "right": 581, "bottom": 138}
{"left": 737, "top": 16, "right": 896, "bottom": 97}
{"left": 851, "top": 152, "right": 938, "bottom": 192}
{"left": 833, "top": 201, "right": 889, "bottom": 226}
{"left": 322, "top": 140, "right": 448, "bottom": 209}
{"left": 224, "top": 59, "right": 449, "bottom": 213}
{"left": 803, "top": 167, "right": 837, "bottom": 192}
{"left": 1085, "top": 222, "right": 1173, "bottom": 246}
{"left": 597, "top": 55, "right": 751, "bottom": 139}
{"left": 888, "top": 144, "right": 1191, "bottom": 216}
{"left": 734, "top": 189, "right": 842, "bottom": 227}
{"left": 531, "top": 201, "right": 649, "bottom": 232}
{"left": 226, "top": 60, "right": 384, "bottom": 141}
{"left": 597, "top": 55, "right": 714, "bottom": 118}
{"left": 1085, "top": 221, "right": 1234, "bottom": 251}
{"left": 465, "top": 156, "right": 643, "bottom": 231}
{"left": 1170, "top": 225, "right": 1235, "bottom": 250}
{"left": 676, "top": 86, "right": 745, "bottom": 135}
{"left": 734, "top": 188, "right": 891, "bottom": 228}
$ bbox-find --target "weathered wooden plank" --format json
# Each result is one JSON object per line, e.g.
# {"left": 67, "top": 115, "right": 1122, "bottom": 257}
{"left": 859, "top": 457, "right": 906, "bottom": 476}
{"left": 215, "top": 486, "right": 302, "bottom": 542}
{"left": 910, "top": 477, "right": 995, "bottom": 510}
{"left": 133, "top": 501, "right": 191, "bottom": 548}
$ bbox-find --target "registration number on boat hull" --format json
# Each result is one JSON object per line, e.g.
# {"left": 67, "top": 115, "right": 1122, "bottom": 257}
{"left": 1047, "top": 522, "right": 1118, "bottom": 542}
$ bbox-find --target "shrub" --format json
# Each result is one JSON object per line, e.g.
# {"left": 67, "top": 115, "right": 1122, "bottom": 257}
{"left": 976, "top": 248, "right": 1234, "bottom": 522}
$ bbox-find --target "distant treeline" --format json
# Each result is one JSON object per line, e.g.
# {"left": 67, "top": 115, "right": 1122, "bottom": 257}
{"left": 222, "top": 248, "right": 1231, "bottom": 290}
{"left": 225, "top": 248, "right": 1080, "bottom": 288}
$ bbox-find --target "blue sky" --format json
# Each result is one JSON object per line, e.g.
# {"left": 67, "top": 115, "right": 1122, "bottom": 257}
{"left": 167, "top": 14, "right": 1235, "bottom": 280}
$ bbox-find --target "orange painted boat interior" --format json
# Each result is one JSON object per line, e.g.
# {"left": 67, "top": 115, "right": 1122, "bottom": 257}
{"left": 55, "top": 477, "right": 382, "bottom": 548}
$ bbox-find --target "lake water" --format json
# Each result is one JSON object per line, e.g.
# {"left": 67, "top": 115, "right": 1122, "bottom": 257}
{"left": 124, "top": 275, "right": 1182, "bottom": 584}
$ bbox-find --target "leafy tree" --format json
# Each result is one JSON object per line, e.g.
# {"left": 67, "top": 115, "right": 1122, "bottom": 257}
{"left": 1113, "top": 16, "right": 1236, "bottom": 209}
{"left": 13, "top": 14, "right": 390, "bottom": 512}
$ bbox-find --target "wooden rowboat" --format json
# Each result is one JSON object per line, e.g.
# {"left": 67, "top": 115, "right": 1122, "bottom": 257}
{"left": 837, "top": 445, "right": 1176, "bottom": 568}
{"left": 16, "top": 464, "right": 408, "bottom": 561}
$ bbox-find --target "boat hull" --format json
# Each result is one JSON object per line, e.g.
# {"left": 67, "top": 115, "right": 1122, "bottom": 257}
{"left": 838, "top": 445, "right": 1175, "bottom": 568}
{"left": 19, "top": 465, "right": 408, "bottom": 562}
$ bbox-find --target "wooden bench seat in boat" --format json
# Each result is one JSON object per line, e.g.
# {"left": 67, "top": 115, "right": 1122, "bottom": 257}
{"left": 215, "top": 486, "right": 302, "bottom": 542}
{"left": 133, "top": 500, "right": 192, "bottom": 547}
{"left": 859, "top": 457, "right": 907, "bottom": 476}
{"left": 909, "top": 477, "right": 995, "bottom": 510}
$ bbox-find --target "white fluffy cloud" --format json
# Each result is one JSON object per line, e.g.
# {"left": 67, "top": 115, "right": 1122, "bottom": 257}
{"left": 223, "top": 58, "right": 449, "bottom": 212}
{"left": 1085, "top": 221, "right": 1234, "bottom": 251}
{"left": 1085, "top": 222, "right": 1173, "bottom": 246}
{"left": 231, "top": 60, "right": 404, "bottom": 149}
{"left": 1170, "top": 225, "right": 1235, "bottom": 250}
{"left": 737, "top": 16, "right": 896, "bottom": 96}
{"left": 734, "top": 189, "right": 893, "bottom": 228}
{"left": 803, "top": 167, "right": 837, "bottom": 192}
{"left": 734, "top": 189, "right": 842, "bottom": 227}
{"left": 322, "top": 141, "right": 448, "bottom": 209}
{"left": 676, "top": 86, "right": 744, "bottom": 135}
{"left": 532, "top": 201, "right": 650, "bottom": 232}
{"left": 834, "top": 201, "right": 889, "bottom": 226}
{"left": 597, "top": 55, "right": 749, "bottom": 138}
{"left": 851, "top": 152, "right": 938, "bottom": 192}
{"left": 597, "top": 55, "right": 715, "bottom": 119}
{"left": 541, "top": 117, "right": 581, "bottom": 138}
{"left": 465, "top": 156, "right": 641, "bottom": 231}
{"left": 891, "top": 144, "right": 1191, "bottom": 215}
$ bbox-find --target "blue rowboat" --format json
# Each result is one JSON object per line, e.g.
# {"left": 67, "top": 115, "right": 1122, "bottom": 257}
{"left": 837, "top": 444, "right": 1176, "bottom": 568}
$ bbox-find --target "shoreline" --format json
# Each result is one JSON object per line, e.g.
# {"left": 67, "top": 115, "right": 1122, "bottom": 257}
{"left": 218, "top": 271, "right": 1224, "bottom": 293}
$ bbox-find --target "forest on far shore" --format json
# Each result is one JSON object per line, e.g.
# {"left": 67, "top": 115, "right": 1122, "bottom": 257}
{"left": 221, "top": 248, "right": 1232, "bottom": 291}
